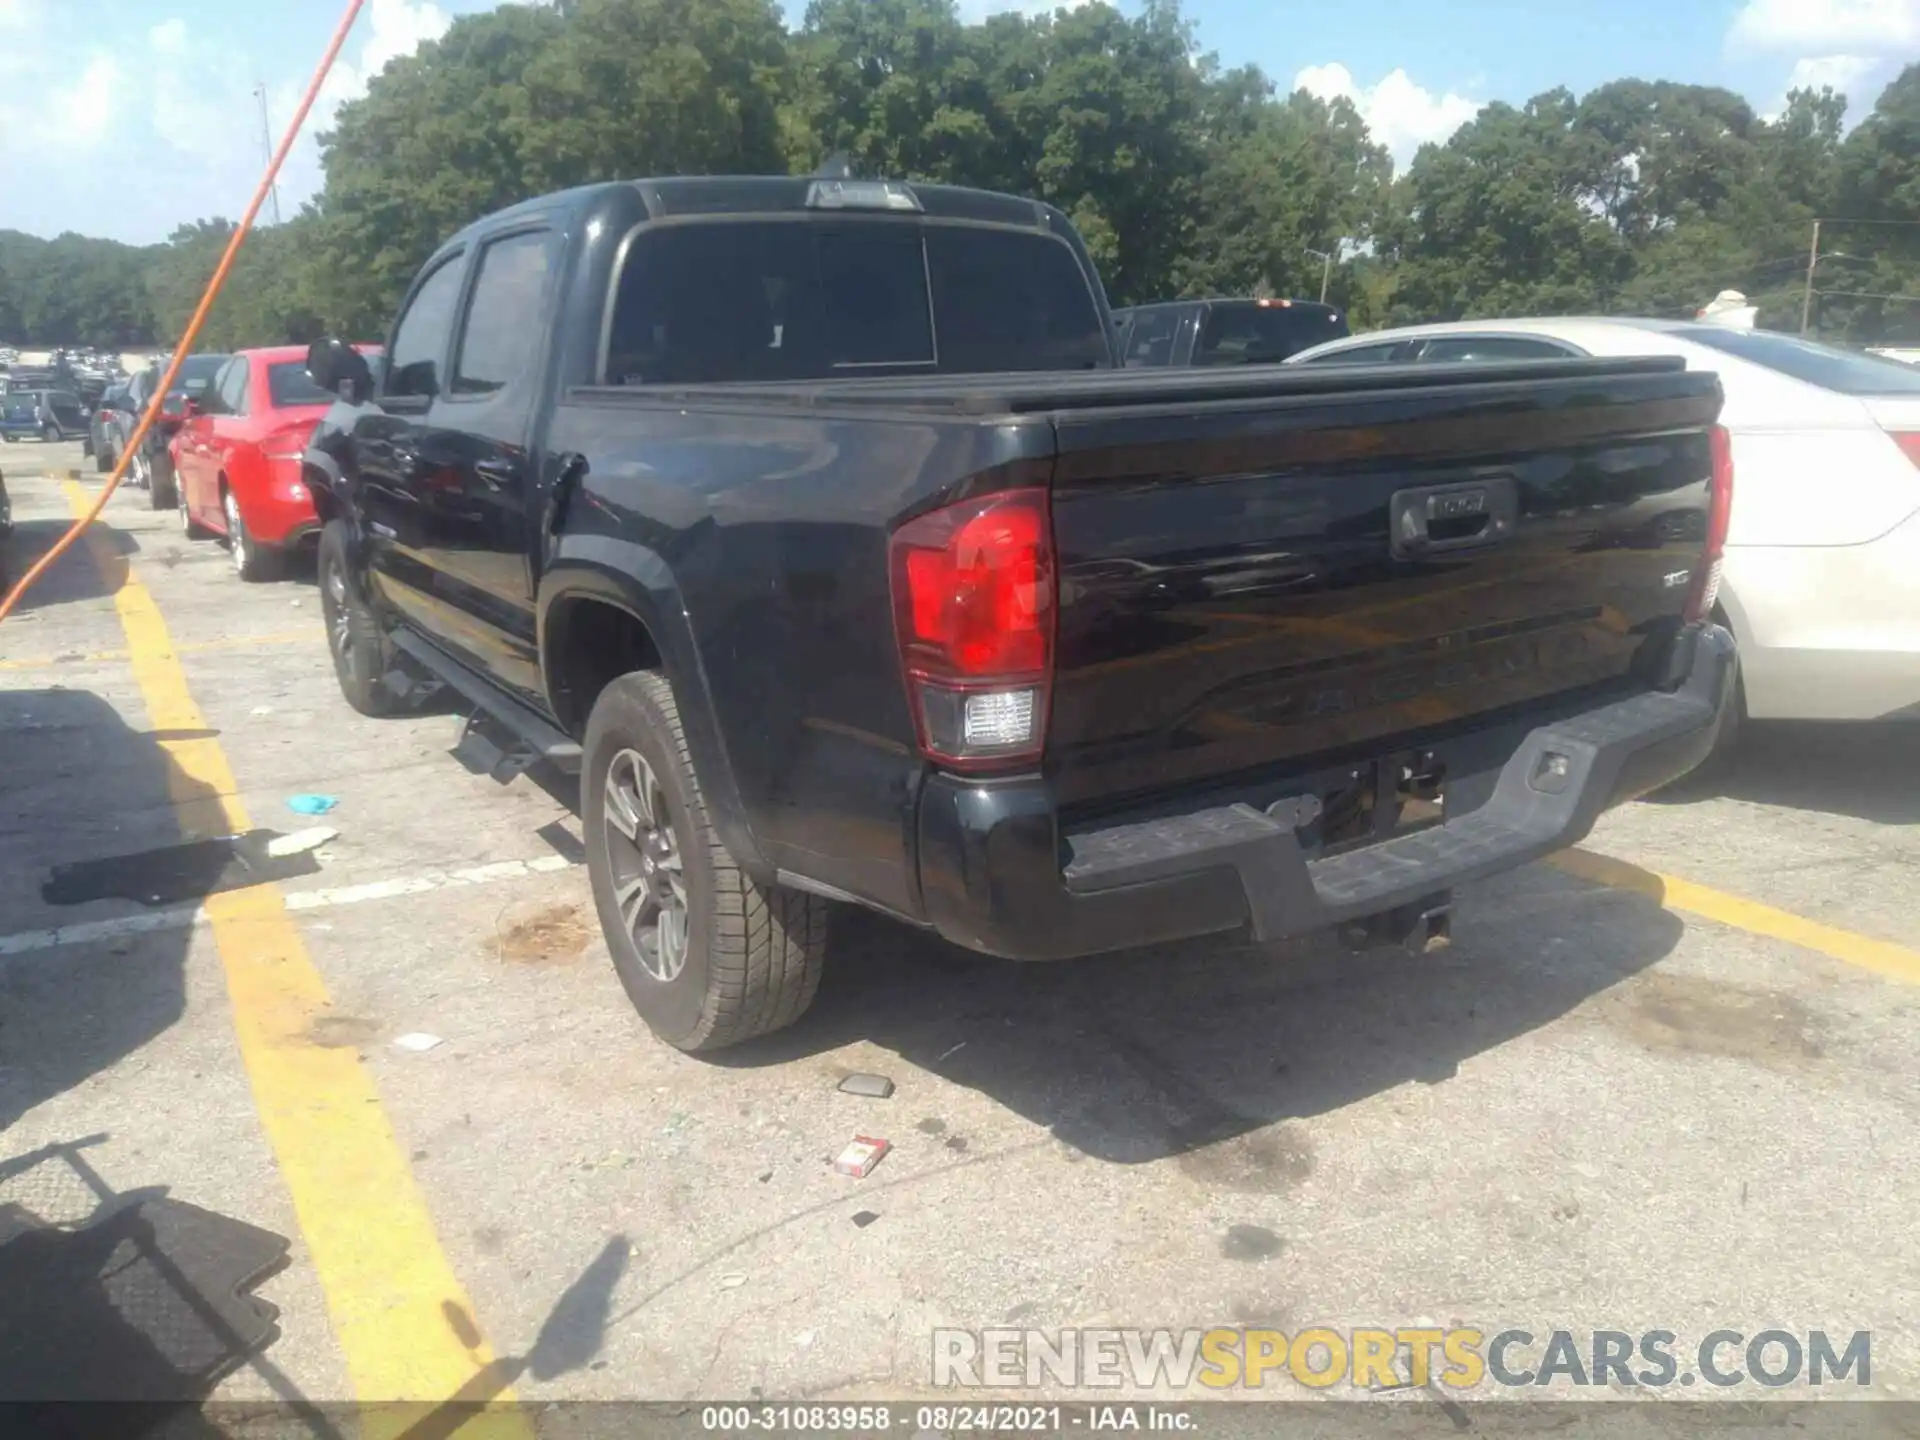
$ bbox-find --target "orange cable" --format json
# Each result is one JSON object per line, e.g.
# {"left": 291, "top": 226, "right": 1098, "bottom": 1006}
{"left": 0, "top": 0, "right": 367, "bottom": 625}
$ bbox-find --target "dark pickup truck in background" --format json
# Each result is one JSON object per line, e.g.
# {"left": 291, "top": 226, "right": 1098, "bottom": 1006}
{"left": 301, "top": 174, "right": 1736, "bottom": 1052}
{"left": 1113, "top": 296, "right": 1351, "bottom": 367}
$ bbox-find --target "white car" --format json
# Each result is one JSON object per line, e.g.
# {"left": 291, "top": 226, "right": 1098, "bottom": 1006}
{"left": 1287, "top": 319, "right": 1920, "bottom": 752}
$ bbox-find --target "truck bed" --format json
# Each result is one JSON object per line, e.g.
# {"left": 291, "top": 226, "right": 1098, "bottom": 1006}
{"left": 572, "top": 353, "right": 1694, "bottom": 416}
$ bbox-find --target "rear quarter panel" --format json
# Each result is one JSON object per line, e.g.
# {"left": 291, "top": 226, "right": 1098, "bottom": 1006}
{"left": 539, "top": 393, "right": 1056, "bottom": 920}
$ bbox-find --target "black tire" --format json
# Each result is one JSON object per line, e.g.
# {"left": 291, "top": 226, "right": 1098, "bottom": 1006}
{"left": 583, "top": 671, "right": 829, "bottom": 1052}
{"left": 147, "top": 448, "right": 177, "bottom": 509}
{"left": 318, "top": 519, "right": 395, "bottom": 717}
{"left": 179, "top": 483, "right": 211, "bottom": 539}
{"left": 223, "top": 486, "right": 280, "bottom": 581}
{"left": 95, "top": 443, "right": 114, "bottom": 474}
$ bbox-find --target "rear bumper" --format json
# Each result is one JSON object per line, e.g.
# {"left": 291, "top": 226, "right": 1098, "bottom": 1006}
{"left": 1723, "top": 511, "right": 1920, "bottom": 721}
{"left": 915, "top": 623, "right": 1737, "bottom": 961}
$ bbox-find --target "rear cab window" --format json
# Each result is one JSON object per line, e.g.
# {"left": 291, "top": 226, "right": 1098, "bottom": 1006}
{"left": 1119, "top": 307, "right": 1179, "bottom": 366}
{"left": 1194, "top": 301, "right": 1349, "bottom": 366}
{"left": 601, "top": 218, "right": 1110, "bottom": 385}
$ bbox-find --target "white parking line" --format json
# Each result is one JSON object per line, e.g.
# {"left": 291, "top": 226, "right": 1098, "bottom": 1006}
{"left": 0, "top": 853, "right": 581, "bottom": 960}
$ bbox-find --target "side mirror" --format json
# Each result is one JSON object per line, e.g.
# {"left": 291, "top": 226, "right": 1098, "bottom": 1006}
{"left": 306, "top": 337, "right": 374, "bottom": 402}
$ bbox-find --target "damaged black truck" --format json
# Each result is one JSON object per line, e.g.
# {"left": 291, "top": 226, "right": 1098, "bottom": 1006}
{"left": 300, "top": 175, "right": 1737, "bottom": 1052}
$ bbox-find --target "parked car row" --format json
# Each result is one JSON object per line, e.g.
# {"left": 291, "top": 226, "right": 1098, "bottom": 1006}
{"left": 1, "top": 387, "right": 89, "bottom": 443}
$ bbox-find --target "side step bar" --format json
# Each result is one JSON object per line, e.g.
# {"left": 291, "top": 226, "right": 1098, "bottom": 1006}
{"left": 389, "top": 628, "right": 583, "bottom": 775}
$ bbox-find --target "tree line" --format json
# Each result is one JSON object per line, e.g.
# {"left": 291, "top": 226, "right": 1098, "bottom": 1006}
{"left": 3, "top": 0, "right": 1917, "bottom": 353}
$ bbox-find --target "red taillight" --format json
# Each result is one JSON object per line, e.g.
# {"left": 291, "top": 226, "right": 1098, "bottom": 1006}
{"left": 1685, "top": 423, "right": 1735, "bottom": 624}
{"left": 1891, "top": 432, "right": 1920, "bottom": 469}
{"left": 889, "top": 488, "right": 1055, "bottom": 770}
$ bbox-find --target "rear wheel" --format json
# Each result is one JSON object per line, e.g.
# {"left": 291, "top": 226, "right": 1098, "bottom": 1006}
{"left": 95, "top": 442, "right": 114, "bottom": 474}
{"left": 224, "top": 487, "right": 280, "bottom": 581}
{"left": 318, "top": 519, "right": 394, "bottom": 717}
{"left": 583, "top": 671, "right": 829, "bottom": 1052}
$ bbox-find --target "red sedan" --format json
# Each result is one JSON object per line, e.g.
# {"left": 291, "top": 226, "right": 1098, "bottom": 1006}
{"left": 173, "top": 344, "right": 380, "bottom": 580}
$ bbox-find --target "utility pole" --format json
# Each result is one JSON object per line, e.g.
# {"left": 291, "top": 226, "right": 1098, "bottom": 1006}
{"left": 255, "top": 84, "right": 282, "bottom": 225}
{"left": 1306, "top": 247, "right": 1335, "bottom": 304}
{"left": 1800, "top": 218, "right": 1822, "bottom": 337}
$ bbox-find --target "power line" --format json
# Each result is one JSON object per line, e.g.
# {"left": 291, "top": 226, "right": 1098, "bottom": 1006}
{"left": 1811, "top": 288, "right": 1920, "bottom": 303}
{"left": 1812, "top": 217, "right": 1920, "bottom": 228}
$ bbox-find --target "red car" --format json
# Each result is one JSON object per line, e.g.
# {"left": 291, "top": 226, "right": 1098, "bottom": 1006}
{"left": 173, "top": 344, "right": 380, "bottom": 580}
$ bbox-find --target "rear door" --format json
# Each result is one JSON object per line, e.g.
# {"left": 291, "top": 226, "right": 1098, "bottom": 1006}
{"left": 1042, "top": 362, "right": 1723, "bottom": 810}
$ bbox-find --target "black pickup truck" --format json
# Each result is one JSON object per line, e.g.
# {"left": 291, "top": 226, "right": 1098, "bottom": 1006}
{"left": 301, "top": 174, "right": 1737, "bottom": 1052}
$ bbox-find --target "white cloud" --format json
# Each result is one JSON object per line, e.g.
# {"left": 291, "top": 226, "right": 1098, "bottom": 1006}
{"left": 0, "top": 0, "right": 454, "bottom": 240}
{"left": 1785, "top": 53, "right": 1881, "bottom": 93}
{"left": 1729, "top": 0, "right": 1920, "bottom": 53}
{"left": 323, "top": 0, "right": 452, "bottom": 106}
{"left": 1295, "top": 62, "right": 1482, "bottom": 170}
{"left": 58, "top": 54, "right": 122, "bottom": 146}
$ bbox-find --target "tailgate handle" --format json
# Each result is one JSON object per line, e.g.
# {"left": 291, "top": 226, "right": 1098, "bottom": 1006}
{"left": 1390, "top": 477, "right": 1518, "bottom": 559}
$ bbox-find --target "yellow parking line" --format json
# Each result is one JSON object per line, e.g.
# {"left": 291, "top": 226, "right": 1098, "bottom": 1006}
{"left": 0, "top": 628, "right": 318, "bottom": 673}
{"left": 64, "top": 486, "right": 528, "bottom": 1430}
{"left": 1550, "top": 846, "right": 1920, "bottom": 986}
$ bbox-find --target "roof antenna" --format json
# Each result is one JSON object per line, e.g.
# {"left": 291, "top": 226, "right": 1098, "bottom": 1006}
{"left": 817, "top": 152, "right": 855, "bottom": 180}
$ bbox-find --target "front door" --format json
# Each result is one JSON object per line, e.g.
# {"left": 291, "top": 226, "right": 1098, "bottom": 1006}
{"left": 355, "top": 226, "right": 556, "bottom": 699}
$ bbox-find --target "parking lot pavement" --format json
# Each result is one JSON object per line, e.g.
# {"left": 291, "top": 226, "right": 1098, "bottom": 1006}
{"left": 3, "top": 442, "right": 1918, "bottom": 1410}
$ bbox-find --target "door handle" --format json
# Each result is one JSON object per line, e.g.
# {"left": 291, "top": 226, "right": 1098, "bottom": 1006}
{"left": 1389, "top": 477, "right": 1519, "bottom": 559}
{"left": 473, "top": 457, "right": 516, "bottom": 489}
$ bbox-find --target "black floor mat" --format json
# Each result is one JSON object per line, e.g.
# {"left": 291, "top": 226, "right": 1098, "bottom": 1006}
{"left": 0, "top": 1196, "right": 290, "bottom": 1403}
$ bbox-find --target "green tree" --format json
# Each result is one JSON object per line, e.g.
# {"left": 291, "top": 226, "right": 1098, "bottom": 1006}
{"left": 309, "top": 2, "right": 569, "bottom": 335}
{"left": 1178, "top": 77, "right": 1390, "bottom": 305}
{"left": 1381, "top": 90, "right": 1633, "bottom": 321}
{"left": 515, "top": 0, "right": 790, "bottom": 191}
{"left": 1827, "top": 64, "right": 1920, "bottom": 342}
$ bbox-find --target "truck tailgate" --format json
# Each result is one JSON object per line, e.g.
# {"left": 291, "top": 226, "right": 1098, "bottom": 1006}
{"left": 1043, "top": 360, "right": 1723, "bottom": 812}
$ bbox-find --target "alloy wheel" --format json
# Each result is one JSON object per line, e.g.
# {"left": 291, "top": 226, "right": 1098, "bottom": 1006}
{"left": 323, "top": 557, "right": 355, "bottom": 675}
{"left": 602, "top": 748, "right": 689, "bottom": 983}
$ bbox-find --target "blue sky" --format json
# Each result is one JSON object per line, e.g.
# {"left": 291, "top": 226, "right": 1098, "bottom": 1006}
{"left": 2, "top": 0, "right": 1917, "bottom": 244}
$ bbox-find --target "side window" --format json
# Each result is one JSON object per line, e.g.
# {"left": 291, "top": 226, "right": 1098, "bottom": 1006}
{"left": 1299, "top": 341, "right": 1411, "bottom": 365}
{"left": 385, "top": 256, "right": 466, "bottom": 400}
{"left": 1122, "top": 310, "right": 1177, "bottom": 367}
{"left": 452, "top": 230, "right": 553, "bottom": 396}
{"left": 1419, "top": 336, "right": 1575, "bottom": 363}
{"left": 212, "top": 360, "right": 248, "bottom": 416}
